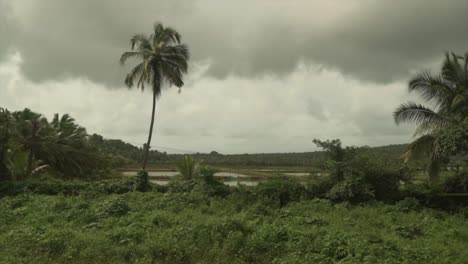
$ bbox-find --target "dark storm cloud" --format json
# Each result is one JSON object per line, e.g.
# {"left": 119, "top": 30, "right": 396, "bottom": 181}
{"left": 0, "top": 0, "right": 466, "bottom": 85}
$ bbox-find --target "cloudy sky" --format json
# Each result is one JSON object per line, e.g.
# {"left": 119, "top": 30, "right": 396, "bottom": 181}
{"left": 0, "top": 0, "right": 466, "bottom": 153}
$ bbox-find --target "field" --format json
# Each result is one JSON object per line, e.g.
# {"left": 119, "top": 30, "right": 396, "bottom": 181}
{"left": 0, "top": 186, "right": 467, "bottom": 263}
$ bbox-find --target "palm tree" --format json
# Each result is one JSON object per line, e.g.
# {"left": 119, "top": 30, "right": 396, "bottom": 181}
{"left": 0, "top": 108, "right": 12, "bottom": 180}
{"left": 120, "top": 22, "right": 189, "bottom": 171}
{"left": 11, "top": 109, "right": 51, "bottom": 178}
{"left": 175, "top": 155, "right": 199, "bottom": 180}
{"left": 394, "top": 52, "right": 468, "bottom": 180}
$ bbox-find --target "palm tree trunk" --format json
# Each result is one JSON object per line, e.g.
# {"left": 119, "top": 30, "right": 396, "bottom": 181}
{"left": 142, "top": 89, "right": 157, "bottom": 171}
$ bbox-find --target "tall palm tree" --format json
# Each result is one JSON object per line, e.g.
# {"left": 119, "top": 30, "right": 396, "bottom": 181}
{"left": 394, "top": 52, "right": 468, "bottom": 180}
{"left": 120, "top": 23, "right": 189, "bottom": 171}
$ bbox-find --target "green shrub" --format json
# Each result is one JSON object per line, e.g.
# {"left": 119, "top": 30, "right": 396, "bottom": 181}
{"left": 305, "top": 177, "right": 336, "bottom": 198}
{"left": 167, "top": 178, "right": 231, "bottom": 197}
{"left": 327, "top": 177, "right": 375, "bottom": 204}
{"left": 89, "top": 178, "right": 135, "bottom": 194}
{"left": 396, "top": 197, "right": 421, "bottom": 212}
{"left": 134, "top": 170, "right": 150, "bottom": 192}
{"left": 361, "top": 169, "right": 405, "bottom": 202}
{"left": 394, "top": 224, "right": 424, "bottom": 239}
{"left": 199, "top": 165, "right": 217, "bottom": 183}
{"left": 97, "top": 197, "right": 130, "bottom": 217}
{"left": 443, "top": 172, "right": 468, "bottom": 193}
{"left": 254, "top": 177, "right": 306, "bottom": 207}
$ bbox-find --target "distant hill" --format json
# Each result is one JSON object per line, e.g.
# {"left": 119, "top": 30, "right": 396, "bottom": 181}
{"left": 90, "top": 134, "right": 410, "bottom": 167}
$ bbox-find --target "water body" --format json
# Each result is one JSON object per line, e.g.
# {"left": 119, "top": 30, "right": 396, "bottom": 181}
{"left": 124, "top": 170, "right": 313, "bottom": 187}
{"left": 149, "top": 179, "right": 258, "bottom": 186}
{"left": 121, "top": 171, "right": 248, "bottom": 178}
{"left": 283, "top": 172, "right": 311, "bottom": 177}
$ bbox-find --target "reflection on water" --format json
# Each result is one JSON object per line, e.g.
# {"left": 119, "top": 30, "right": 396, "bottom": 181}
{"left": 121, "top": 171, "right": 179, "bottom": 177}
{"left": 121, "top": 171, "right": 248, "bottom": 178}
{"left": 150, "top": 180, "right": 258, "bottom": 186}
{"left": 283, "top": 172, "right": 310, "bottom": 177}
{"left": 124, "top": 170, "right": 316, "bottom": 187}
{"left": 214, "top": 172, "right": 248, "bottom": 178}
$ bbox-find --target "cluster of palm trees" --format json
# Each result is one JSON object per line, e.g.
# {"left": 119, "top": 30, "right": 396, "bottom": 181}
{"left": 394, "top": 52, "right": 468, "bottom": 180}
{"left": 0, "top": 108, "right": 103, "bottom": 179}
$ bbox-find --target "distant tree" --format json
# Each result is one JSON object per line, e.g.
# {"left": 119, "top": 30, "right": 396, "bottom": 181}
{"left": 394, "top": 52, "right": 468, "bottom": 181}
{"left": 313, "top": 139, "right": 345, "bottom": 180}
{"left": 120, "top": 22, "right": 190, "bottom": 171}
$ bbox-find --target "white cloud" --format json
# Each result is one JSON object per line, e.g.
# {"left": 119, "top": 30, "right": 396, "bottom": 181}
{"left": 0, "top": 52, "right": 415, "bottom": 153}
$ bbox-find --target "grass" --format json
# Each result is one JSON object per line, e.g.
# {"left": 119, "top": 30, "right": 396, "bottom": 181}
{"left": 0, "top": 190, "right": 467, "bottom": 263}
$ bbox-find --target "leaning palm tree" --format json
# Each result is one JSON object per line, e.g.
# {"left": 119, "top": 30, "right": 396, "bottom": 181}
{"left": 120, "top": 23, "right": 189, "bottom": 171}
{"left": 394, "top": 52, "right": 468, "bottom": 180}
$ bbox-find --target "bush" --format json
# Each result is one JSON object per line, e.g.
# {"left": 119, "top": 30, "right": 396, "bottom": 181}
{"left": 306, "top": 177, "right": 336, "bottom": 198}
{"left": 443, "top": 172, "right": 468, "bottom": 193}
{"left": 394, "top": 224, "right": 424, "bottom": 239}
{"left": 0, "top": 178, "right": 138, "bottom": 198}
{"left": 401, "top": 182, "right": 442, "bottom": 207}
{"left": 134, "top": 170, "right": 150, "bottom": 192}
{"left": 167, "top": 178, "right": 231, "bottom": 197}
{"left": 97, "top": 197, "right": 130, "bottom": 217}
{"left": 361, "top": 169, "right": 405, "bottom": 202}
{"left": 254, "top": 177, "right": 306, "bottom": 207}
{"left": 396, "top": 197, "right": 421, "bottom": 212}
{"left": 199, "top": 165, "right": 217, "bottom": 183}
{"left": 327, "top": 177, "right": 375, "bottom": 204}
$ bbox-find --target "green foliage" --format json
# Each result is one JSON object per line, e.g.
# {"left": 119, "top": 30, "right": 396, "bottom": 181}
{"left": 199, "top": 165, "right": 217, "bottom": 182}
{"left": 6, "top": 149, "right": 48, "bottom": 180}
{"left": 0, "top": 178, "right": 136, "bottom": 198}
{"left": 175, "top": 155, "right": 199, "bottom": 180}
{"left": 0, "top": 191, "right": 466, "bottom": 263}
{"left": 313, "top": 138, "right": 345, "bottom": 180}
{"left": 134, "top": 170, "right": 150, "bottom": 192}
{"left": 442, "top": 172, "right": 468, "bottom": 193}
{"left": 396, "top": 197, "right": 421, "bottom": 212}
{"left": 1, "top": 108, "right": 111, "bottom": 179}
{"left": 0, "top": 108, "right": 12, "bottom": 180}
{"left": 327, "top": 177, "right": 375, "bottom": 203}
{"left": 167, "top": 178, "right": 231, "bottom": 197}
{"left": 254, "top": 177, "right": 306, "bottom": 207}
{"left": 97, "top": 197, "right": 130, "bottom": 217}
{"left": 394, "top": 52, "right": 468, "bottom": 180}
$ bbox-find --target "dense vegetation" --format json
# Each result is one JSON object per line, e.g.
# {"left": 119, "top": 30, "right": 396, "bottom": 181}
{"left": 0, "top": 108, "right": 110, "bottom": 180}
{"left": 0, "top": 178, "right": 467, "bottom": 263}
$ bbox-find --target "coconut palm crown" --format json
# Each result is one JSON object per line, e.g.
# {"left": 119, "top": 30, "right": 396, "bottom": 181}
{"left": 394, "top": 52, "right": 468, "bottom": 180}
{"left": 120, "top": 23, "right": 189, "bottom": 171}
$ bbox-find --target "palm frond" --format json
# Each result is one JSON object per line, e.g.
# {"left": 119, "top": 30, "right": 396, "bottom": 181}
{"left": 130, "top": 34, "right": 151, "bottom": 51}
{"left": 393, "top": 102, "right": 446, "bottom": 127}
{"left": 119, "top": 51, "right": 144, "bottom": 65}
{"left": 408, "top": 72, "right": 453, "bottom": 107}
{"left": 124, "top": 62, "right": 145, "bottom": 88}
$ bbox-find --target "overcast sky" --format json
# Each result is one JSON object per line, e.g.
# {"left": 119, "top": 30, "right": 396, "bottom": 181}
{"left": 0, "top": 0, "right": 466, "bottom": 153}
